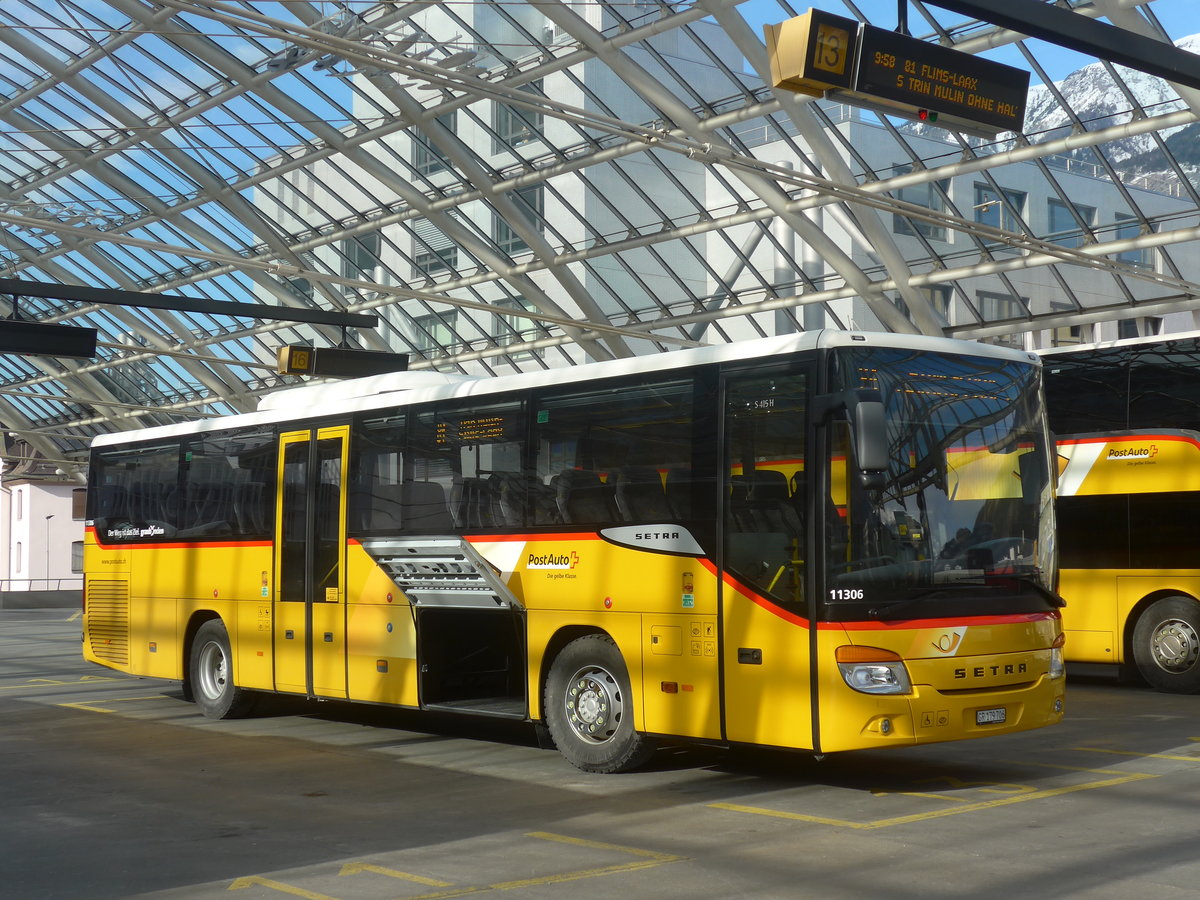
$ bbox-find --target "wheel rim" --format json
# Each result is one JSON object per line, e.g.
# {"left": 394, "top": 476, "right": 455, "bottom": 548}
{"left": 196, "top": 639, "right": 229, "bottom": 701}
{"left": 1149, "top": 617, "right": 1200, "bottom": 673}
{"left": 563, "top": 664, "right": 623, "bottom": 744}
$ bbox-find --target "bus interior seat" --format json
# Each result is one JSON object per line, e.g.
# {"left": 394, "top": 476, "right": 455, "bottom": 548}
{"left": 233, "top": 481, "right": 268, "bottom": 535}
{"left": 454, "top": 477, "right": 496, "bottom": 530}
{"left": 555, "top": 469, "right": 616, "bottom": 524}
{"left": 747, "top": 469, "right": 803, "bottom": 537}
{"left": 664, "top": 467, "right": 692, "bottom": 518}
{"left": 402, "top": 480, "right": 455, "bottom": 532}
{"left": 614, "top": 467, "right": 674, "bottom": 522}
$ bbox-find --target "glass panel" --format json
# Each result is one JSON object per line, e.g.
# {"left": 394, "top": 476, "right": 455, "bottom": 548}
{"left": 823, "top": 346, "right": 1057, "bottom": 620}
{"left": 723, "top": 372, "right": 807, "bottom": 607}
{"left": 535, "top": 379, "right": 695, "bottom": 527}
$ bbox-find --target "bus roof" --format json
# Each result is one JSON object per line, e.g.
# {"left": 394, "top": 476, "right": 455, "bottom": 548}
{"left": 1039, "top": 329, "right": 1200, "bottom": 359}
{"left": 91, "top": 331, "right": 1038, "bottom": 448}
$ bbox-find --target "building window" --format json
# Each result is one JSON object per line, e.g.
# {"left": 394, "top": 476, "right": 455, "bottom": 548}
{"left": 71, "top": 541, "right": 84, "bottom": 573}
{"left": 1118, "top": 317, "right": 1163, "bottom": 340}
{"left": 493, "top": 81, "right": 543, "bottom": 153}
{"left": 414, "top": 112, "right": 456, "bottom": 176}
{"left": 494, "top": 185, "right": 544, "bottom": 255}
{"left": 412, "top": 219, "right": 457, "bottom": 276}
{"left": 1115, "top": 213, "right": 1153, "bottom": 268}
{"left": 15, "top": 488, "right": 22, "bottom": 521}
{"left": 974, "top": 183, "right": 1026, "bottom": 234}
{"left": 413, "top": 311, "right": 458, "bottom": 356}
{"left": 978, "top": 291, "right": 1026, "bottom": 347}
{"left": 15, "top": 542, "right": 22, "bottom": 574}
{"left": 342, "top": 232, "right": 381, "bottom": 280}
{"left": 492, "top": 296, "right": 545, "bottom": 359}
{"left": 891, "top": 165, "right": 949, "bottom": 241}
{"left": 1050, "top": 302, "right": 1090, "bottom": 347}
{"left": 72, "top": 489, "right": 86, "bottom": 520}
{"left": 1048, "top": 198, "right": 1095, "bottom": 248}
{"left": 286, "top": 277, "right": 313, "bottom": 301}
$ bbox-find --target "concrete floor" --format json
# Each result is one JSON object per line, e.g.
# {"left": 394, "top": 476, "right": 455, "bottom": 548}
{"left": 3, "top": 608, "right": 1199, "bottom": 900}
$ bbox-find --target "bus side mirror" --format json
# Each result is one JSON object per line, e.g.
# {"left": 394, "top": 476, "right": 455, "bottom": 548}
{"left": 853, "top": 396, "right": 888, "bottom": 489}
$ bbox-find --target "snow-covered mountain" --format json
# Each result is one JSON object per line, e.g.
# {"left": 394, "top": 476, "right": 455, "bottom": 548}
{"left": 1022, "top": 32, "right": 1200, "bottom": 170}
{"left": 902, "top": 33, "right": 1200, "bottom": 184}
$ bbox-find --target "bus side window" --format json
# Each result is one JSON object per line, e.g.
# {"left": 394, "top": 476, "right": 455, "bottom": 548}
{"left": 351, "top": 416, "right": 405, "bottom": 534}
{"left": 535, "top": 378, "right": 694, "bottom": 526}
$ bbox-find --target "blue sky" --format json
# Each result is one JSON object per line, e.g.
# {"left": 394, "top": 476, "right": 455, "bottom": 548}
{"left": 740, "top": 1, "right": 1198, "bottom": 85}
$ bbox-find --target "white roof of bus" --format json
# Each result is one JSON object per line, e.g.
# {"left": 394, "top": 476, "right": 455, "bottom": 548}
{"left": 1039, "top": 328, "right": 1200, "bottom": 359}
{"left": 91, "top": 331, "right": 1038, "bottom": 448}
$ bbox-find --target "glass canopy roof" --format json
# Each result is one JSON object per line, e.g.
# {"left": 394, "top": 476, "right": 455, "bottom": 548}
{"left": 2, "top": 0, "right": 1199, "bottom": 477}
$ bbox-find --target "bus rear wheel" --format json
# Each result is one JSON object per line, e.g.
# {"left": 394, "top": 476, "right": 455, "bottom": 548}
{"left": 544, "top": 634, "right": 653, "bottom": 773}
{"left": 1132, "top": 596, "right": 1200, "bottom": 693}
{"left": 189, "top": 619, "right": 257, "bottom": 718}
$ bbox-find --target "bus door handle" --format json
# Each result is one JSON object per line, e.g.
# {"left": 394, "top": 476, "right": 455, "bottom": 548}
{"left": 738, "top": 648, "right": 762, "bottom": 665}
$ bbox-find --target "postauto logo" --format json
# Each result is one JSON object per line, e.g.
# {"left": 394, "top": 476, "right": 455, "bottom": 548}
{"left": 1106, "top": 444, "right": 1157, "bottom": 460}
{"left": 526, "top": 550, "right": 580, "bottom": 570}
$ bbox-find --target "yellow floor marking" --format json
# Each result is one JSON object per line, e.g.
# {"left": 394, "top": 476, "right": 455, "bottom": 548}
{"left": 330, "top": 832, "right": 683, "bottom": 900}
{"left": 228, "top": 875, "right": 339, "bottom": 898}
{"left": 710, "top": 771, "right": 1157, "bottom": 830}
{"left": 338, "top": 862, "right": 453, "bottom": 887}
{"left": 1074, "top": 746, "right": 1200, "bottom": 762}
{"left": 57, "top": 696, "right": 166, "bottom": 713}
{"left": 0, "top": 675, "right": 121, "bottom": 691}
{"left": 526, "top": 831, "right": 682, "bottom": 861}
{"left": 1006, "top": 760, "right": 1126, "bottom": 775}
{"left": 871, "top": 790, "right": 970, "bottom": 803}
{"left": 66, "top": 610, "right": 81, "bottom": 622}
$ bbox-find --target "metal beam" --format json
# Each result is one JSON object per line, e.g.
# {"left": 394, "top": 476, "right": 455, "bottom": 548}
{"left": 928, "top": 0, "right": 1200, "bottom": 91}
{"left": 0, "top": 279, "right": 378, "bottom": 329}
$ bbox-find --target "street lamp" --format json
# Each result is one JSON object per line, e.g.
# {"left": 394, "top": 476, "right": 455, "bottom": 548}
{"left": 44, "top": 514, "right": 53, "bottom": 588}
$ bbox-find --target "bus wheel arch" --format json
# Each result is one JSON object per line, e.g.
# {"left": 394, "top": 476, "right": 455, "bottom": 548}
{"left": 1130, "top": 593, "right": 1200, "bottom": 693}
{"left": 188, "top": 616, "right": 258, "bottom": 718}
{"left": 542, "top": 630, "right": 654, "bottom": 773}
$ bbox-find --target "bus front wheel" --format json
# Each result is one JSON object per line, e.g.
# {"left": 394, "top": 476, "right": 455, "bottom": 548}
{"left": 189, "top": 619, "right": 257, "bottom": 718}
{"left": 544, "top": 634, "right": 653, "bottom": 773}
{"left": 1132, "top": 596, "right": 1200, "bottom": 693}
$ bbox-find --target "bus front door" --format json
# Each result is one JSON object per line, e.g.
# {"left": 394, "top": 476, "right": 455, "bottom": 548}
{"left": 274, "top": 426, "right": 349, "bottom": 698}
{"left": 719, "top": 370, "right": 814, "bottom": 751}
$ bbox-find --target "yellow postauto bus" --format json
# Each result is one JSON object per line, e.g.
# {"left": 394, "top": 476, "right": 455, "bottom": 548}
{"left": 84, "top": 331, "right": 1065, "bottom": 771}
{"left": 1045, "top": 332, "right": 1200, "bottom": 692}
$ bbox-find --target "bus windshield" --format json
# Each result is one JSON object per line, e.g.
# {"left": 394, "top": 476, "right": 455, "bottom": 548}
{"left": 824, "top": 346, "right": 1058, "bottom": 620}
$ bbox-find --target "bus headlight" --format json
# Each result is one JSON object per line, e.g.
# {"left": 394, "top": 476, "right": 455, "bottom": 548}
{"left": 836, "top": 645, "right": 913, "bottom": 695}
{"left": 1049, "top": 633, "right": 1066, "bottom": 679}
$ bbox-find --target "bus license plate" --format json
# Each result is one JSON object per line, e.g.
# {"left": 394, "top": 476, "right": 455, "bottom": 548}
{"left": 976, "top": 707, "right": 1006, "bottom": 725}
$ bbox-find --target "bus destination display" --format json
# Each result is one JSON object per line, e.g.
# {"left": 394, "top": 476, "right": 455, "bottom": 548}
{"left": 436, "top": 414, "right": 513, "bottom": 445}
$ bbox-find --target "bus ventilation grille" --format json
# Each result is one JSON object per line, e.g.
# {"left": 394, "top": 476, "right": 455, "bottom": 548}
{"left": 87, "top": 579, "right": 130, "bottom": 664}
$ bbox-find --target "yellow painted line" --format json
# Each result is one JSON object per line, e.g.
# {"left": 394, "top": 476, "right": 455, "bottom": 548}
{"left": 710, "top": 772, "right": 1157, "bottom": 830}
{"left": 1005, "top": 759, "right": 1127, "bottom": 775}
{"left": 58, "top": 696, "right": 167, "bottom": 713}
{"left": 338, "top": 862, "right": 453, "bottom": 887}
{"left": 66, "top": 610, "right": 81, "bottom": 622}
{"left": 341, "top": 832, "right": 684, "bottom": 900}
{"left": 526, "top": 831, "right": 681, "bottom": 862}
{"left": 0, "top": 675, "right": 122, "bottom": 691}
{"left": 873, "top": 791, "right": 970, "bottom": 803}
{"left": 228, "top": 875, "right": 339, "bottom": 898}
{"left": 1074, "top": 746, "right": 1200, "bottom": 763}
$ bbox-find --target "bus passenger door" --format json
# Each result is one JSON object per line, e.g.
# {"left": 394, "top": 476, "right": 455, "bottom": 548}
{"left": 719, "top": 370, "right": 814, "bottom": 750}
{"left": 274, "top": 426, "right": 349, "bottom": 698}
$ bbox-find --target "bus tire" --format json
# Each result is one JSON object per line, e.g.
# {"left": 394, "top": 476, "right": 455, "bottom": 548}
{"left": 544, "top": 634, "right": 653, "bottom": 773}
{"left": 189, "top": 619, "right": 257, "bottom": 718}
{"left": 1132, "top": 596, "right": 1200, "bottom": 693}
